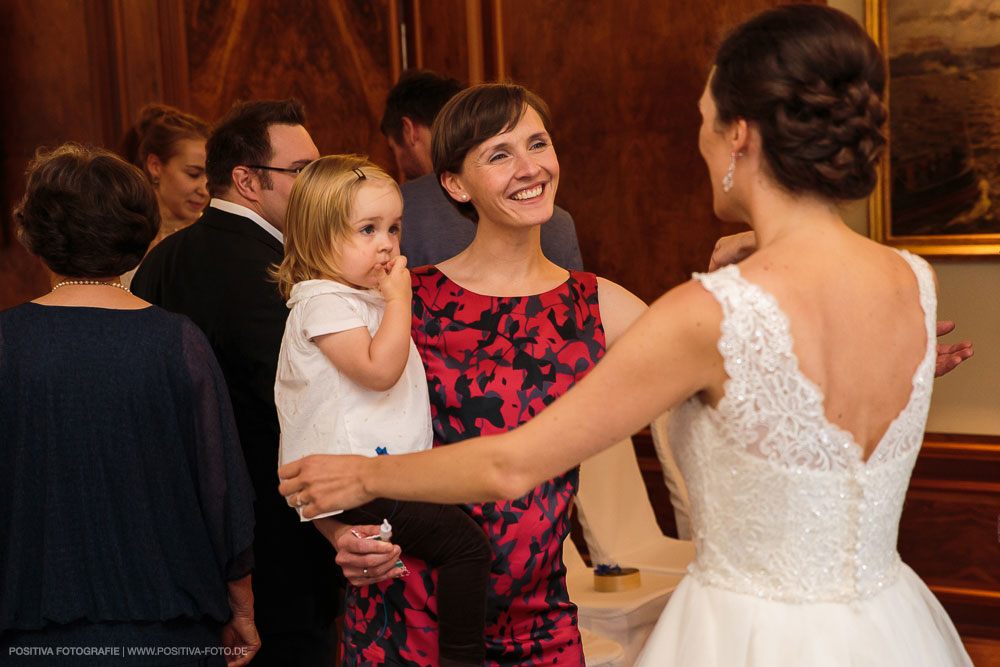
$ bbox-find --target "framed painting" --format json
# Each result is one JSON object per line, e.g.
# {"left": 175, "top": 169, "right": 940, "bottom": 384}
{"left": 866, "top": 0, "right": 1000, "bottom": 256}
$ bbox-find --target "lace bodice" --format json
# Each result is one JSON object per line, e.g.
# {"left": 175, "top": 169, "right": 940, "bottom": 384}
{"left": 668, "top": 251, "right": 936, "bottom": 603}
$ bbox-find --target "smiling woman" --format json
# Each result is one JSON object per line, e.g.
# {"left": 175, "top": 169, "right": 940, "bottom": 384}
{"left": 316, "top": 83, "right": 651, "bottom": 667}
{"left": 123, "top": 104, "right": 211, "bottom": 246}
{"left": 431, "top": 84, "right": 557, "bottom": 229}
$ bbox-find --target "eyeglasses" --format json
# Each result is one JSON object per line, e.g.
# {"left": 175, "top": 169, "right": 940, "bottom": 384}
{"left": 246, "top": 164, "right": 305, "bottom": 175}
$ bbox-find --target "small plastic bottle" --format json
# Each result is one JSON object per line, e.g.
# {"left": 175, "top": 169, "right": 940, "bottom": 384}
{"left": 379, "top": 518, "right": 393, "bottom": 542}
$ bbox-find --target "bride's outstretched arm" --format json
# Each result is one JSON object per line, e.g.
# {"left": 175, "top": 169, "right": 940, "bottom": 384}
{"left": 278, "top": 279, "right": 725, "bottom": 516}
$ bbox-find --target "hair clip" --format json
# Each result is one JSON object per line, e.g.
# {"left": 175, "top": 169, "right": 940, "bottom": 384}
{"left": 353, "top": 168, "right": 366, "bottom": 180}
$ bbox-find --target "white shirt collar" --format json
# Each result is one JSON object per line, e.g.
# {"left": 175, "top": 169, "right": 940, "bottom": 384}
{"left": 210, "top": 198, "right": 283, "bottom": 243}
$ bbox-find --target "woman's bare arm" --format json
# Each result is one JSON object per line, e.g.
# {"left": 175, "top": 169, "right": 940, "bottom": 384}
{"left": 596, "top": 276, "right": 648, "bottom": 346}
{"left": 278, "top": 279, "right": 724, "bottom": 514}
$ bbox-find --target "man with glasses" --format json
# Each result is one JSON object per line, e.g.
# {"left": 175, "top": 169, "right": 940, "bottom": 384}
{"left": 132, "top": 99, "right": 340, "bottom": 665}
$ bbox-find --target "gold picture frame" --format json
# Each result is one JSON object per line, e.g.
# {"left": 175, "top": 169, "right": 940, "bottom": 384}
{"left": 865, "top": 0, "right": 1000, "bottom": 257}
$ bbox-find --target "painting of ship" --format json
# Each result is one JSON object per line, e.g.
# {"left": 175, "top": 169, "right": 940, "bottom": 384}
{"left": 871, "top": 0, "right": 1000, "bottom": 252}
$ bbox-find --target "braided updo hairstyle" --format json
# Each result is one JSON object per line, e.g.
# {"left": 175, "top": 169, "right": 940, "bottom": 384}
{"left": 711, "top": 5, "right": 887, "bottom": 201}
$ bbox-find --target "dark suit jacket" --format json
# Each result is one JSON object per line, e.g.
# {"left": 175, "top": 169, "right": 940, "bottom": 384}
{"left": 132, "top": 205, "right": 341, "bottom": 638}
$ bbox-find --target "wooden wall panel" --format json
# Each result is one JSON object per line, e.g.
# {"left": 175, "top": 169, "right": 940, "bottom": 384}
{"left": 111, "top": 1, "right": 166, "bottom": 132}
{"left": 492, "top": 0, "right": 816, "bottom": 301}
{"left": 0, "top": 0, "right": 125, "bottom": 309}
{"left": 183, "top": 0, "right": 399, "bottom": 168}
{"left": 403, "top": 0, "right": 476, "bottom": 83}
{"left": 898, "top": 434, "right": 1000, "bottom": 639}
{"left": 1, "top": 0, "right": 402, "bottom": 309}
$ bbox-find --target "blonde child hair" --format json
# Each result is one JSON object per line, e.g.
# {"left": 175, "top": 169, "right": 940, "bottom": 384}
{"left": 273, "top": 154, "right": 400, "bottom": 299}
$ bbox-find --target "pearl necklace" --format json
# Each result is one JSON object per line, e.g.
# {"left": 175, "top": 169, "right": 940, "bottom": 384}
{"left": 51, "top": 279, "right": 131, "bottom": 294}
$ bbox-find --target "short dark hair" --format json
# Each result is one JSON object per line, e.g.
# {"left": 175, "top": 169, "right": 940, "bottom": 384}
{"left": 14, "top": 144, "right": 159, "bottom": 277}
{"left": 712, "top": 5, "right": 887, "bottom": 201}
{"left": 380, "top": 69, "right": 464, "bottom": 141}
{"left": 206, "top": 99, "right": 306, "bottom": 197}
{"left": 431, "top": 83, "right": 552, "bottom": 222}
{"left": 120, "top": 103, "right": 210, "bottom": 181}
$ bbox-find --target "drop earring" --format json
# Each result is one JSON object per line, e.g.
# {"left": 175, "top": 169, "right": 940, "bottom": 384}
{"left": 722, "top": 151, "right": 736, "bottom": 193}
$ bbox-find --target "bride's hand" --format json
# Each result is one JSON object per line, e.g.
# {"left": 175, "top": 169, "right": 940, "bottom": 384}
{"left": 278, "top": 454, "right": 374, "bottom": 519}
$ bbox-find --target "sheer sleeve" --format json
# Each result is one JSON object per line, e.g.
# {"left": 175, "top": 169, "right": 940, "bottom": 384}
{"left": 181, "top": 319, "right": 256, "bottom": 581}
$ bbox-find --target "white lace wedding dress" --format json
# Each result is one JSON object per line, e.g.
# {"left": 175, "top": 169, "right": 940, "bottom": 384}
{"left": 637, "top": 252, "right": 972, "bottom": 666}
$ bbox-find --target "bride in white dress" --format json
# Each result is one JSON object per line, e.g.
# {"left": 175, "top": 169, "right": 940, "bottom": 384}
{"left": 277, "top": 5, "right": 972, "bottom": 665}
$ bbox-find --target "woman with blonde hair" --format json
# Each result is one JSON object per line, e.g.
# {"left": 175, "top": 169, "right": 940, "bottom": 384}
{"left": 273, "top": 155, "right": 490, "bottom": 667}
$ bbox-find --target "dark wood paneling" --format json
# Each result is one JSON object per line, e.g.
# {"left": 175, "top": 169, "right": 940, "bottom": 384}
{"left": 156, "top": 0, "right": 193, "bottom": 111}
{"left": 964, "top": 637, "right": 1000, "bottom": 666}
{"left": 184, "top": 0, "right": 398, "bottom": 168}
{"left": 111, "top": 0, "right": 198, "bottom": 128}
{"left": 899, "top": 434, "right": 1000, "bottom": 639}
{"left": 112, "top": 0, "right": 166, "bottom": 129}
{"left": 0, "top": 0, "right": 125, "bottom": 308}
{"left": 404, "top": 0, "right": 475, "bottom": 83}
{"left": 492, "top": 1, "right": 819, "bottom": 301}
{"left": 492, "top": 3, "right": 728, "bottom": 300}
{"left": 0, "top": 244, "right": 49, "bottom": 311}
{"left": 2, "top": 1, "right": 402, "bottom": 308}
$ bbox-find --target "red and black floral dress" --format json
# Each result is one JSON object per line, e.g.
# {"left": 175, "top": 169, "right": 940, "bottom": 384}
{"left": 342, "top": 267, "right": 606, "bottom": 666}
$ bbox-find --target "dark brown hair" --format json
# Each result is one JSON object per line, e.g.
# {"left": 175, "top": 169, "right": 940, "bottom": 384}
{"left": 711, "top": 4, "right": 887, "bottom": 201}
{"left": 206, "top": 99, "right": 306, "bottom": 197}
{"left": 14, "top": 144, "right": 159, "bottom": 277}
{"left": 380, "top": 69, "right": 464, "bottom": 141}
{"left": 431, "top": 83, "right": 552, "bottom": 221}
{"left": 121, "top": 103, "right": 210, "bottom": 180}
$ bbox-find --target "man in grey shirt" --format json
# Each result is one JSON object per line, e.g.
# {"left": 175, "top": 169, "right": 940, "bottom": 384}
{"left": 381, "top": 70, "right": 584, "bottom": 270}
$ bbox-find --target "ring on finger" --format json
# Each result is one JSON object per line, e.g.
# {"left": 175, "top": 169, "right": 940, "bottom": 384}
{"left": 363, "top": 568, "right": 369, "bottom": 576}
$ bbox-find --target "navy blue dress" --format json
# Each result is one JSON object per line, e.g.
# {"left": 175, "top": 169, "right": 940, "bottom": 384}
{"left": 0, "top": 303, "right": 254, "bottom": 665}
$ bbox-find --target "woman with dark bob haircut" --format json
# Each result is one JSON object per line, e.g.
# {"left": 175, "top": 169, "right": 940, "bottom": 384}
{"left": 280, "top": 6, "right": 972, "bottom": 666}
{"left": 1, "top": 144, "right": 260, "bottom": 666}
{"left": 282, "top": 82, "right": 652, "bottom": 665}
{"left": 281, "top": 77, "right": 645, "bottom": 665}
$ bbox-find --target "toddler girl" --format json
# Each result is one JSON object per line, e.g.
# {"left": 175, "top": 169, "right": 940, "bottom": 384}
{"left": 274, "top": 155, "right": 489, "bottom": 667}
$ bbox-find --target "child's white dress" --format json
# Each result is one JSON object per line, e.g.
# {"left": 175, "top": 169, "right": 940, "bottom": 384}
{"left": 275, "top": 279, "right": 432, "bottom": 519}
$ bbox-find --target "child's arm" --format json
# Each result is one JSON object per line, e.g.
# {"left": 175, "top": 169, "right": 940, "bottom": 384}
{"left": 314, "top": 257, "right": 412, "bottom": 392}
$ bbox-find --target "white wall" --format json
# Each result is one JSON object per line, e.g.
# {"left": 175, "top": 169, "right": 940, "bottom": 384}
{"left": 832, "top": 0, "right": 1000, "bottom": 435}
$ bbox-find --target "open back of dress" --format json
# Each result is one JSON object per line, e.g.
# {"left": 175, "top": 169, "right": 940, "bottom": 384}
{"left": 637, "top": 251, "right": 972, "bottom": 666}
